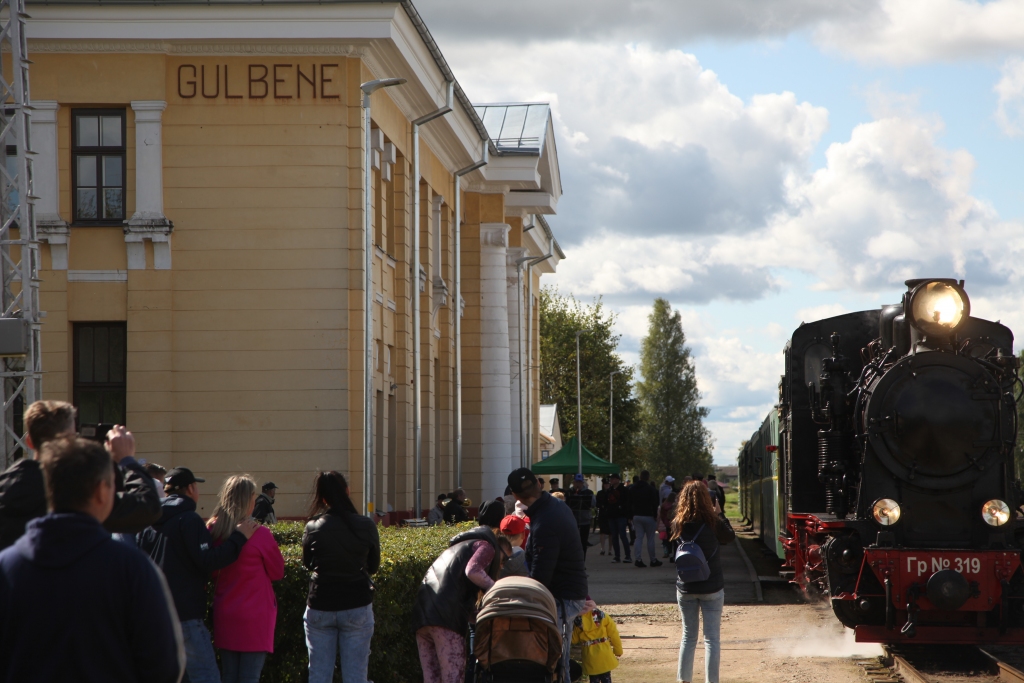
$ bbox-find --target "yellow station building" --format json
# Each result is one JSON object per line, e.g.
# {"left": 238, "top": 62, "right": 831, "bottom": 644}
{"left": 22, "top": 0, "right": 565, "bottom": 518}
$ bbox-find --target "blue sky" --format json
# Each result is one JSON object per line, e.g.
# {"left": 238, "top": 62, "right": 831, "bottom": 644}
{"left": 419, "top": 0, "right": 1024, "bottom": 464}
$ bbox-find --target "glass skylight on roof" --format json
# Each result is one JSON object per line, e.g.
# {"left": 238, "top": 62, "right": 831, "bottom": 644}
{"left": 474, "top": 103, "right": 550, "bottom": 154}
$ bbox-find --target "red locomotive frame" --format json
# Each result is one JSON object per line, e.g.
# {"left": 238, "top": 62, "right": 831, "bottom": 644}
{"left": 784, "top": 513, "right": 1024, "bottom": 644}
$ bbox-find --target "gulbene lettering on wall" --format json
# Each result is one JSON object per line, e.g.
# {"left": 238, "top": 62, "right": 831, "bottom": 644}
{"left": 177, "top": 63, "right": 342, "bottom": 100}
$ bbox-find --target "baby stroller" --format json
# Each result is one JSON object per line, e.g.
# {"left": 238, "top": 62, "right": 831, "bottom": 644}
{"left": 471, "top": 577, "right": 562, "bottom": 683}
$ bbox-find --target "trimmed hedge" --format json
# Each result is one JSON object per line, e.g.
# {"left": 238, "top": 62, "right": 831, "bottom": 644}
{"left": 229, "top": 521, "right": 474, "bottom": 683}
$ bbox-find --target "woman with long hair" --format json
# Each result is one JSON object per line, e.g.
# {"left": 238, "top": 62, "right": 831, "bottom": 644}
{"left": 302, "top": 471, "right": 380, "bottom": 683}
{"left": 670, "top": 480, "right": 735, "bottom": 683}
{"left": 207, "top": 474, "right": 285, "bottom": 683}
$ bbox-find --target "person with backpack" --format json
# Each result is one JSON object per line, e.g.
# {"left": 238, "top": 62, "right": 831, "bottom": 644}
{"left": 670, "top": 480, "right": 735, "bottom": 683}
{"left": 302, "top": 471, "right": 381, "bottom": 683}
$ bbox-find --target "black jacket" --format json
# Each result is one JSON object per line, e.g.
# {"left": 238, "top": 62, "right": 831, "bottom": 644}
{"left": 137, "top": 494, "right": 247, "bottom": 622}
{"left": 566, "top": 487, "right": 594, "bottom": 527}
{"left": 675, "top": 516, "right": 736, "bottom": 595}
{"left": 628, "top": 480, "right": 660, "bottom": 518}
{"left": 253, "top": 493, "right": 277, "bottom": 524}
{"left": 603, "top": 483, "right": 630, "bottom": 519}
{"left": 525, "top": 492, "right": 588, "bottom": 600}
{"left": 442, "top": 499, "right": 470, "bottom": 525}
{"left": 0, "top": 456, "right": 161, "bottom": 551}
{"left": 0, "top": 459, "right": 46, "bottom": 551}
{"left": 0, "top": 512, "right": 184, "bottom": 683}
{"left": 302, "top": 508, "right": 380, "bottom": 611}
{"left": 411, "top": 526, "right": 500, "bottom": 636}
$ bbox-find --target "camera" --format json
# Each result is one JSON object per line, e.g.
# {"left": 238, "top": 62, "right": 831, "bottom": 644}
{"left": 79, "top": 423, "right": 115, "bottom": 444}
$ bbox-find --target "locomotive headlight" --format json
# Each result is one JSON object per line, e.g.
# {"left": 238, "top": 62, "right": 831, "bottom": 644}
{"left": 908, "top": 280, "right": 969, "bottom": 336}
{"left": 982, "top": 499, "right": 1011, "bottom": 527}
{"left": 872, "top": 498, "right": 902, "bottom": 526}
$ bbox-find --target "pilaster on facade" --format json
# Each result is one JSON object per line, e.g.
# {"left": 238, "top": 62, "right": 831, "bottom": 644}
{"left": 125, "top": 101, "right": 172, "bottom": 270}
{"left": 33, "top": 101, "right": 69, "bottom": 270}
{"left": 475, "top": 222, "right": 514, "bottom": 497}
{"left": 506, "top": 245, "right": 528, "bottom": 472}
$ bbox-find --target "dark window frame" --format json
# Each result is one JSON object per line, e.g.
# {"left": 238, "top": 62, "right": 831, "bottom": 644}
{"left": 72, "top": 322, "right": 127, "bottom": 426}
{"left": 71, "top": 108, "right": 127, "bottom": 226}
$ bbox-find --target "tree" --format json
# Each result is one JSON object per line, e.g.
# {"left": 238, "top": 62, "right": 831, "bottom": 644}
{"left": 538, "top": 287, "right": 641, "bottom": 470}
{"left": 637, "top": 298, "right": 714, "bottom": 480}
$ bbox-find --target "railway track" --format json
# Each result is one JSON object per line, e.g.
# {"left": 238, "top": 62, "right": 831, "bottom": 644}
{"left": 857, "top": 645, "right": 1024, "bottom": 683}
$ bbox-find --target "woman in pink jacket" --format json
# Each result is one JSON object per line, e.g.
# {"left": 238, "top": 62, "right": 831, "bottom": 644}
{"left": 207, "top": 475, "right": 286, "bottom": 683}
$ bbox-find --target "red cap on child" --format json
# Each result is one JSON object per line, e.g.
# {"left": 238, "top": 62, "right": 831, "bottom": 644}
{"left": 499, "top": 515, "right": 526, "bottom": 535}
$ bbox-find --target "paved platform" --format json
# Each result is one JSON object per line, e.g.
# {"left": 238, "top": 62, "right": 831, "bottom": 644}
{"left": 583, "top": 530, "right": 760, "bottom": 605}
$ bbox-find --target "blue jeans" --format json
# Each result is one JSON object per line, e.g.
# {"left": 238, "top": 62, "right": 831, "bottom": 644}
{"left": 304, "top": 604, "right": 375, "bottom": 683}
{"left": 632, "top": 516, "right": 657, "bottom": 563}
{"left": 220, "top": 650, "right": 267, "bottom": 683}
{"left": 607, "top": 517, "right": 631, "bottom": 560}
{"left": 180, "top": 619, "right": 221, "bottom": 683}
{"left": 677, "top": 588, "right": 724, "bottom": 683}
{"left": 557, "top": 599, "right": 586, "bottom": 683}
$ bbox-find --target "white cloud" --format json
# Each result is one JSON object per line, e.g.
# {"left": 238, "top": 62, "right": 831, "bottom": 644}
{"left": 795, "top": 303, "right": 848, "bottom": 324}
{"left": 995, "top": 57, "right": 1024, "bottom": 136}
{"left": 417, "top": 0, "right": 869, "bottom": 45}
{"left": 454, "top": 41, "right": 826, "bottom": 301}
{"left": 814, "top": 0, "right": 1024, "bottom": 65}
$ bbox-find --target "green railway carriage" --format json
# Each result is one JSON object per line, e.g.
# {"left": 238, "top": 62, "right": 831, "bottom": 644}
{"left": 738, "top": 409, "right": 785, "bottom": 559}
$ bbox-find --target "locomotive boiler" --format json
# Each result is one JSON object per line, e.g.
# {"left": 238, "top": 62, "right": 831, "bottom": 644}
{"left": 739, "top": 278, "right": 1024, "bottom": 643}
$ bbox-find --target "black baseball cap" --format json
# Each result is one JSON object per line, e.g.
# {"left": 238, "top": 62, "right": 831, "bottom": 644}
{"left": 507, "top": 467, "right": 537, "bottom": 494}
{"left": 609, "top": 472, "right": 621, "bottom": 480}
{"left": 165, "top": 467, "right": 205, "bottom": 488}
{"left": 262, "top": 481, "right": 278, "bottom": 491}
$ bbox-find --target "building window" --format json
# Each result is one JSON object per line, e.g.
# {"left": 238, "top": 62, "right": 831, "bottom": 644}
{"left": 73, "top": 322, "right": 127, "bottom": 425}
{"left": 72, "top": 109, "right": 126, "bottom": 224}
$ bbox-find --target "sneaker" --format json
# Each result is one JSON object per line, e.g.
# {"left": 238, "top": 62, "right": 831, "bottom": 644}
{"left": 650, "top": 559, "right": 664, "bottom": 568}
{"left": 625, "top": 557, "right": 633, "bottom": 563}
{"left": 611, "top": 557, "right": 621, "bottom": 563}
{"left": 600, "top": 551, "right": 606, "bottom": 556}
{"left": 635, "top": 560, "right": 646, "bottom": 568}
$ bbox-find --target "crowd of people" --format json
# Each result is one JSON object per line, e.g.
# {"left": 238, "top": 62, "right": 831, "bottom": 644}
{"left": 0, "top": 399, "right": 735, "bottom": 683}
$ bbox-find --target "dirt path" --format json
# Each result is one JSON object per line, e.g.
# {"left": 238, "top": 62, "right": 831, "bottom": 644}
{"left": 604, "top": 599, "right": 881, "bottom": 683}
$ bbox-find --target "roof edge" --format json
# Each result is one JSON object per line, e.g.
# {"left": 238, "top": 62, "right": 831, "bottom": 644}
{"left": 536, "top": 214, "right": 565, "bottom": 260}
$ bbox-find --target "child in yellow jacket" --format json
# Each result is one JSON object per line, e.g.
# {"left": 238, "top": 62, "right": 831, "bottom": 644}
{"left": 571, "top": 599, "right": 623, "bottom": 683}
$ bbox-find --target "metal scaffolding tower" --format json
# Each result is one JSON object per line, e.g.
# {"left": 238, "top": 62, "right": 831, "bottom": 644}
{"left": 0, "top": 0, "right": 40, "bottom": 468}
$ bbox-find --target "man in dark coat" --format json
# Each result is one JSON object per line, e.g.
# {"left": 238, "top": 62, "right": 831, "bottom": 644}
{"left": 138, "top": 467, "right": 256, "bottom": 683}
{"left": 565, "top": 474, "right": 594, "bottom": 557}
{"left": 0, "top": 401, "right": 161, "bottom": 551}
{"left": 604, "top": 472, "right": 631, "bottom": 563}
{"left": 442, "top": 488, "right": 470, "bottom": 525}
{"left": 0, "top": 436, "right": 184, "bottom": 683}
{"left": 508, "top": 467, "right": 588, "bottom": 683}
{"left": 253, "top": 481, "right": 277, "bottom": 524}
{"left": 627, "top": 470, "right": 663, "bottom": 568}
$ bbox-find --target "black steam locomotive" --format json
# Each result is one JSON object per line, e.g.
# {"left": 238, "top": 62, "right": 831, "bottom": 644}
{"left": 739, "top": 278, "right": 1024, "bottom": 644}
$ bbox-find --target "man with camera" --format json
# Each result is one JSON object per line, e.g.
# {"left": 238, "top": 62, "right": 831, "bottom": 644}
{"left": 0, "top": 401, "right": 161, "bottom": 550}
{"left": 0, "top": 436, "right": 184, "bottom": 682}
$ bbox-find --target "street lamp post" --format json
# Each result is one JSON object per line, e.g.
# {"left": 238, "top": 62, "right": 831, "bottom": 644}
{"left": 576, "top": 330, "right": 583, "bottom": 476}
{"left": 360, "top": 77, "right": 406, "bottom": 517}
{"left": 609, "top": 369, "right": 620, "bottom": 464}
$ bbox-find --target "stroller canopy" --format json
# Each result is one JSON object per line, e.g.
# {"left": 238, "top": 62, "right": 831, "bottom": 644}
{"left": 474, "top": 577, "right": 562, "bottom": 675}
{"left": 476, "top": 576, "right": 559, "bottom": 626}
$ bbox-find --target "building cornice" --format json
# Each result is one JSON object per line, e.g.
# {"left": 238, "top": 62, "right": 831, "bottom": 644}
{"left": 23, "top": 4, "right": 488, "bottom": 178}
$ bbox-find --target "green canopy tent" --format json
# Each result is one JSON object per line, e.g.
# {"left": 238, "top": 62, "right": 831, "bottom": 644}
{"left": 531, "top": 436, "right": 620, "bottom": 475}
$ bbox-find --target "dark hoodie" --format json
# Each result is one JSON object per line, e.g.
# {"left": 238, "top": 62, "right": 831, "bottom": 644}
{"left": 0, "top": 512, "right": 184, "bottom": 683}
{"left": 525, "top": 491, "right": 588, "bottom": 600}
{"left": 410, "top": 526, "right": 501, "bottom": 636}
{"left": 137, "top": 494, "right": 247, "bottom": 622}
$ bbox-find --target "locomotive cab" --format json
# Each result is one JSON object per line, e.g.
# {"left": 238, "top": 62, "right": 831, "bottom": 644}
{"left": 772, "top": 278, "right": 1024, "bottom": 644}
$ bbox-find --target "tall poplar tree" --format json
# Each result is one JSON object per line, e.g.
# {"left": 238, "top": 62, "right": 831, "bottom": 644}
{"left": 637, "top": 298, "right": 714, "bottom": 478}
{"left": 538, "top": 287, "right": 640, "bottom": 470}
